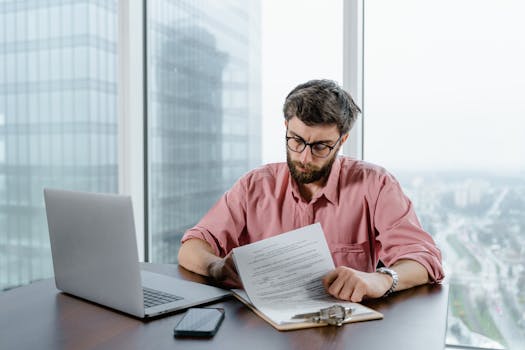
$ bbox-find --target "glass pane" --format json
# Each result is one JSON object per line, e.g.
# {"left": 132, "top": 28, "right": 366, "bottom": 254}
{"left": 261, "top": 0, "right": 343, "bottom": 164}
{"left": 364, "top": 1, "right": 525, "bottom": 349}
{"left": 0, "top": 1, "right": 119, "bottom": 290}
{"left": 146, "top": 0, "right": 262, "bottom": 262}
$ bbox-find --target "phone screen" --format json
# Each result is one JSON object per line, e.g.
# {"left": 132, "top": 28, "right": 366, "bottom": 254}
{"left": 173, "top": 308, "right": 225, "bottom": 337}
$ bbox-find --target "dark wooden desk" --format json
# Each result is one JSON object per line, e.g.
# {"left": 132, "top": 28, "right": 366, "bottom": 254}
{"left": 0, "top": 263, "right": 448, "bottom": 350}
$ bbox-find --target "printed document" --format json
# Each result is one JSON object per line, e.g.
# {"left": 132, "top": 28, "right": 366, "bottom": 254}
{"left": 232, "top": 223, "right": 376, "bottom": 325}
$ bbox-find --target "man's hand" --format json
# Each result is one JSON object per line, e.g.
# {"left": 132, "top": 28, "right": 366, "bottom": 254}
{"left": 178, "top": 239, "right": 243, "bottom": 288}
{"left": 322, "top": 266, "right": 392, "bottom": 302}
{"left": 207, "top": 252, "right": 242, "bottom": 289}
{"left": 322, "top": 260, "right": 431, "bottom": 301}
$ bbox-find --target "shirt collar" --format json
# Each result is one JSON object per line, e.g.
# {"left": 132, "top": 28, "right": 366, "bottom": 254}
{"left": 289, "top": 173, "right": 302, "bottom": 202}
{"left": 316, "top": 156, "right": 341, "bottom": 204}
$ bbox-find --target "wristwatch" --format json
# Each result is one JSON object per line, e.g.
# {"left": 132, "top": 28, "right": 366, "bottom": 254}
{"left": 376, "top": 267, "right": 399, "bottom": 297}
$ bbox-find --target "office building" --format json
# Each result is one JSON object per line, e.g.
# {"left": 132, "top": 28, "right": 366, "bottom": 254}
{"left": 146, "top": 0, "right": 261, "bottom": 263}
{"left": 0, "top": 0, "right": 261, "bottom": 290}
{"left": 0, "top": 1, "right": 119, "bottom": 290}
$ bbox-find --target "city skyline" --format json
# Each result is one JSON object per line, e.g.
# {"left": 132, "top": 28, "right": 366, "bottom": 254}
{"left": 397, "top": 170, "right": 525, "bottom": 349}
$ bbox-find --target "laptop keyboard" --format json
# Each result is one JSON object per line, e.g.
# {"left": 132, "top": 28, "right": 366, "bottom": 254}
{"left": 143, "top": 287, "right": 183, "bottom": 308}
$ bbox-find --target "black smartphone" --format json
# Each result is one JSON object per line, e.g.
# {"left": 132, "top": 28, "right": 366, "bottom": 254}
{"left": 173, "top": 307, "right": 225, "bottom": 338}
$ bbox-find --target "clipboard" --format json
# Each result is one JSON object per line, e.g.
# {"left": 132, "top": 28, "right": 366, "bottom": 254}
{"left": 232, "top": 290, "right": 383, "bottom": 331}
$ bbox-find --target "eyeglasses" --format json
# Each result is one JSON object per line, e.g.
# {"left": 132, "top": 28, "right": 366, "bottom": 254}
{"left": 285, "top": 132, "right": 342, "bottom": 158}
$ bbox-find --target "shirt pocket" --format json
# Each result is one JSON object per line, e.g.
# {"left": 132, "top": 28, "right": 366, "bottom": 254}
{"left": 330, "top": 241, "right": 374, "bottom": 272}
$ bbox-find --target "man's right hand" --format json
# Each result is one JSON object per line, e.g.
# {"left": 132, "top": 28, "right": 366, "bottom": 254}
{"left": 178, "top": 238, "right": 243, "bottom": 288}
{"left": 207, "top": 252, "right": 242, "bottom": 289}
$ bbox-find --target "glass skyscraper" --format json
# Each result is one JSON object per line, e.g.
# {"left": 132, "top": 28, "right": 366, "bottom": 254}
{"left": 1, "top": 0, "right": 262, "bottom": 289}
{"left": 146, "top": 0, "right": 261, "bottom": 262}
{"left": 0, "top": 1, "right": 118, "bottom": 290}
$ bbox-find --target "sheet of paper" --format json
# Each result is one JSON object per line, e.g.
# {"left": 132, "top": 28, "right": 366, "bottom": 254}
{"left": 232, "top": 223, "right": 370, "bottom": 324}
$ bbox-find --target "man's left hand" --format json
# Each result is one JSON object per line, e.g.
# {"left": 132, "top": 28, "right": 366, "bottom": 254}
{"left": 322, "top": 266, "right": 392, "bottom": 302}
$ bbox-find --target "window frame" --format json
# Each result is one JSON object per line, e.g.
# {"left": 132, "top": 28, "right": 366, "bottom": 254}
{"left": 342, "top": 0, "right": 364, "bottom": 160}
{"left": 117, "top": 0, "right": 147, "bottom": 261}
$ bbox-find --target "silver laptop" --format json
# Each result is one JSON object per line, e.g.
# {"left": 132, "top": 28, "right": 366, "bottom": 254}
{"left": 44, "top": 188, "right": 230, "bottom": 318}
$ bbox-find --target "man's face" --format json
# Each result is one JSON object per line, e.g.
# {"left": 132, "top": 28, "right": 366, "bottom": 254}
{"left": 285, "top": 117, "right": 346, "bottom": 184}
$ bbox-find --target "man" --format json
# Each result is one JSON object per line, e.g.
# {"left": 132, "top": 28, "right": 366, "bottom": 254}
{"left": 178, "top": 79, "right": 444, "bottom": 302}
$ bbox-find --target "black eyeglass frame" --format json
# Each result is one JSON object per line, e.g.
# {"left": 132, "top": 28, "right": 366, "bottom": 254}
{"left": 285, "top": 131, "right": 342, "bottom": 158}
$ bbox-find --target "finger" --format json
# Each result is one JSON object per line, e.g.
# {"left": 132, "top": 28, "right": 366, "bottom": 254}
{"left": 339, "top": 279, "right": 356, "bottom": 301}
{"left": 208, "top": 255, "right": 236, "bottom": 282}
{"left": 225, "top": 265, "right": 241, "bottom": 285}
{"left": 211, "top": 265, "right": 242, "bottom": 289}
{"left": 228, "top": 275, "right": 243, "bottom": 289}
{"left": 327, "top": 275, "right": 347, "bottom": 298}
{"left": 220, "top": 276, "right": 243, "bottom": 289}
{"left": 350, "top": 283, "right": 366, "bottom": 302}
{"left": 224, "top": 251, "right": 234, "bottom": 261}
{"left": 322, "top": 270, "right": 339, "bottom": 289}
{"left": 207, "top": 261, "right": 226, "bottom": 281}
{"left": 205, "top": 253, "right": 240, "bottom": 289}
{"left": 225, "top": 255, "right": 238, "bottom": 272}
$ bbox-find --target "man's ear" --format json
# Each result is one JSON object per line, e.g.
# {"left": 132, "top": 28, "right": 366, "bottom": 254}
{"left": 284, "top": 120, "right": 288, "bottom": 128}
{"left": 340, "top": 133, "right": 350, "bottom": 145}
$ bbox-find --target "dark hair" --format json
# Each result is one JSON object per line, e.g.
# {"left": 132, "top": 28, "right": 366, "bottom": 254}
{"left": 283, "top": 79, "right": 361, "bottom": 135}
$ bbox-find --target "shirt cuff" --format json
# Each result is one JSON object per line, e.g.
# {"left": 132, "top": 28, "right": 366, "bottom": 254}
{"left": 387, "top": 252, "right": 445, "bottom": 283}
{"left": 181, "top": 228, "right": 223, "bottom": 257}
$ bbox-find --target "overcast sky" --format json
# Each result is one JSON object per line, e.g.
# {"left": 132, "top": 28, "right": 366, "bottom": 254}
{"left": 261, "top": 0, "right": 342, "bottom": 164}
{"left": 261, "top": 0, "right": 524, "bottom": 174}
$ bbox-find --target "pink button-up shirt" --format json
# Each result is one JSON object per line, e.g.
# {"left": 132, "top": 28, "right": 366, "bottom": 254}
{"left": 182, "top": 156, "right": 444, "bottom": 282}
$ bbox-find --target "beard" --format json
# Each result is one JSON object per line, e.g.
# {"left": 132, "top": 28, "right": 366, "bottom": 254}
{"left": 287, "top": 150, "right": 338, "bottom": 184}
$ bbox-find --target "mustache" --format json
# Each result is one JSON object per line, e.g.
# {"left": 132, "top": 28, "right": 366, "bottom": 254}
{"left": 290, "top": 160, "right": 321, "bottom": 172}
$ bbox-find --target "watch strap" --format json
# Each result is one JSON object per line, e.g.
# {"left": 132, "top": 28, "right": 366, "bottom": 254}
{"left": 376, "top": 267, "right": 399, "bottom": 297}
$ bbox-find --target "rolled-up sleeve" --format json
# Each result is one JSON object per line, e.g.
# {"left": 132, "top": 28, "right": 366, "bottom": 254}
{"left": 181, "top": 177, "right": 248, "bottom": 257}
{"left": 373, "top": 174, "right": 445, "bottom": 282}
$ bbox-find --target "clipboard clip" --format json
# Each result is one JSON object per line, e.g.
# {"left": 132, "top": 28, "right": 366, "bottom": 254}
{"left": 292, "top": 304, "right": 354, "bottom": 326}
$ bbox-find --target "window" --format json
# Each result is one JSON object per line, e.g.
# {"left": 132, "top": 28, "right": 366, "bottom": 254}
{"left": 0, "top": 1, "right": 119, "bottom": 291}
{"left": 144, "top": 0, "right": 343, "bottom": 262}
{"left": 364, "top": 1, "right": 525, "bottom": 348}
{"left": 261, "top": 0, "right": 343, "bottom": 164}
{"left": 146, "top": 0, "right": 262, "bottom": 263}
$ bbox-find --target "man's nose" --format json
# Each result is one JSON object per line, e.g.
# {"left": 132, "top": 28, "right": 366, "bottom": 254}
{"left": 299, "top": 145, "right": 313, "bottom": 163}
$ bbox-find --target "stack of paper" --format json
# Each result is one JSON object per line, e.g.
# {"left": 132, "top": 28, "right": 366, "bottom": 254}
{"left": 231, "top": 223, "right": 383, "bottom": 330}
